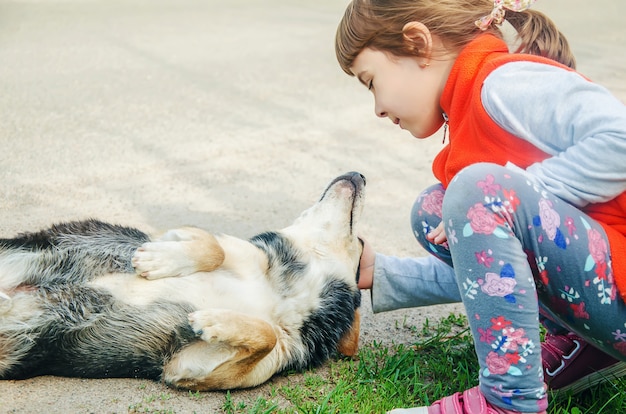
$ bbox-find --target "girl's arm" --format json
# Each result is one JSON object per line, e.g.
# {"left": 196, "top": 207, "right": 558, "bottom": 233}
{"left": 358, "top": 239, "right": 461, "bottom": 312}
{"left": 363, "top": 251, "right": 461, "bottom": 313}
{"left": 481, "top": 61, "right": 626, "bottom": 207}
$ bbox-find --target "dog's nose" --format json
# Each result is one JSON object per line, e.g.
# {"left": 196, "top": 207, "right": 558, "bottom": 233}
{"left": 346, "top": 171, "right": 366, "bottom": 186}
{"left": 359, "top": 173, "right": 366, "bottom": 185}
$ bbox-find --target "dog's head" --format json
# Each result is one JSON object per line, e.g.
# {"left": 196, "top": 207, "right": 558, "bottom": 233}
{"left": 283, "top": 171, "right": 365, "bottom": 269}
{"left": 281, "top": 171, "right": 365, "bottom": 359}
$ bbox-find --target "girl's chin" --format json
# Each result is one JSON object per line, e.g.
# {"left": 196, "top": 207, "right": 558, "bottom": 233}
{"left": 408, "top": 130, "right": 428, "bottom": 139}
{"left": 408, "top": 123, "right": 445, "bottom": 140}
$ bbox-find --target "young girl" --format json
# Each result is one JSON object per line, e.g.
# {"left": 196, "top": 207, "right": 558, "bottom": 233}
{"left": 335, "top": 0, "right": 626, "bottom": 413}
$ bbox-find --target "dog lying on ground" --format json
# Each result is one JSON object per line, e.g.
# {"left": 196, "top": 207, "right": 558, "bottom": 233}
{"left": 0, "top": 172, "right": 365, "bottom": 390}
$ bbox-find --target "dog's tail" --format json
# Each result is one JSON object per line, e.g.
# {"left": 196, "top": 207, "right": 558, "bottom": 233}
{"left": 0, "top": 219, "right": 149, "bottom": 289}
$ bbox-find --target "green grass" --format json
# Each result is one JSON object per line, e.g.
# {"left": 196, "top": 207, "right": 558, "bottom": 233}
{"left": 221, "top": 313, "right": 626, "bottom": 414}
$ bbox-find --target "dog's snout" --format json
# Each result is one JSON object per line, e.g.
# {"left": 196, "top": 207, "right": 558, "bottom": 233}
{"left": 319, "top": 172, "right": 366, "bottom": 202}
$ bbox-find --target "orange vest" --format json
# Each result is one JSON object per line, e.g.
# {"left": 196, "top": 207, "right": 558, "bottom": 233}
{"left": 434, "top": 34, "right": 626, "bottom": 301}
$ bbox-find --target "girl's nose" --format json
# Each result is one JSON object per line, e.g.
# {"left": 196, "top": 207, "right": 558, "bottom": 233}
{"left": 375, "top": 102, "right": 387, "bottom": 118}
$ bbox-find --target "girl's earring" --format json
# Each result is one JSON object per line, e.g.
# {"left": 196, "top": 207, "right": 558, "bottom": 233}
{"left": 420, "top": 62, "right": 430, "bottom": 68}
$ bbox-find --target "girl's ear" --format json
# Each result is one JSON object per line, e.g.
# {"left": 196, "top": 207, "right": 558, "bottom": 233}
{"left": 402, "top": 21, "right": 432, "bottom": 61}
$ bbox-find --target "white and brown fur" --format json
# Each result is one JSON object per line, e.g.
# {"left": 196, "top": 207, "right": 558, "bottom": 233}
{"left": 0, "top": 172, "right": 365, "bottom": 390}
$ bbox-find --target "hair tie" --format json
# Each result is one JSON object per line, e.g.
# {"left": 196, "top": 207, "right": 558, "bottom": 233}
{"left": 475, "top": 0, "right": 537, "bottom": 31}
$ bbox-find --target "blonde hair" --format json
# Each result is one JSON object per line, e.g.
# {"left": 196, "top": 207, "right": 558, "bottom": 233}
{"left": 335, "top": 0, "right": 576, "bottom": 75}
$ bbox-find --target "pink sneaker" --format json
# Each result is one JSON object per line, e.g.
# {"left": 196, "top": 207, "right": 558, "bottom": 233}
{"left": 542, "top": 332, "right": 626, "bottom": 394}
{"left": 386, "top": 386, "right": 536, "bottom": 414}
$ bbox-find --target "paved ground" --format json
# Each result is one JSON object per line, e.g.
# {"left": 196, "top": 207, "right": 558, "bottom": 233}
{"left": 0, "top": 0, "right": 624, "bottom": 412}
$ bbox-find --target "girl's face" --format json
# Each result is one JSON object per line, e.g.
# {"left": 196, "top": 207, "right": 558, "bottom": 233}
{"left": 350, "top": 47, "right": 452, "bottom": 139}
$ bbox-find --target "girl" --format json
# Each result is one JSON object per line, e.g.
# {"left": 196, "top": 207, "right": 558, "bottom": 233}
{"left": 335, "top": 0, "right": 626, "bottom": 413}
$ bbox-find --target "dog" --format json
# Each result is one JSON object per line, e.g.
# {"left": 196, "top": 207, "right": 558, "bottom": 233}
{"left": 0, "top": 172, "right": 365, "bottom": 390}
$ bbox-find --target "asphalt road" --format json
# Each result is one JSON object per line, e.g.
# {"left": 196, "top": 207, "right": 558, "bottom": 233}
{"left": 0, "top": 0, "right": 624, "bottom": 412}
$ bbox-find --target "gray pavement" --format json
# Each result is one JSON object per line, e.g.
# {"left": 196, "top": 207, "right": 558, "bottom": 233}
{"left": 0, "top": 0, "right": 624, "bottom": 412}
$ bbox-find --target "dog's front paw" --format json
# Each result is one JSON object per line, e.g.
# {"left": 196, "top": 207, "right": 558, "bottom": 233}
{"left": 188, "top": 310, "right": 231, "bottom": 343}
{"left": 155, "top": 228, "right": 198, "bottom": 242}
{"left": 132, "top": 241, "right": 195, "bottom": 279}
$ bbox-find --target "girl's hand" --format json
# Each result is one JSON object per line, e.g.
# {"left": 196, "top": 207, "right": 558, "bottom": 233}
{"left": 357, "top": 237, "right": 375, "bottom": 290}
{"left": 427, "top": 222, "right": 447, "bottom": 245}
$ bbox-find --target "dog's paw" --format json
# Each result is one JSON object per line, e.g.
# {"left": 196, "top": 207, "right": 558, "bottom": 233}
{"left": 132, "top": 241, "right": 195, "bottom": 279}
{"left": 155, "top": 228, "right": 199, "bottom": 242}
{"left": 188, "top": 310, "right": 231, "bottom": 343}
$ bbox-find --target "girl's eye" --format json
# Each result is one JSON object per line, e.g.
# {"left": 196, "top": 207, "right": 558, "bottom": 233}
{"left": 367, "top": 80, "right": 373, "bottom": 90}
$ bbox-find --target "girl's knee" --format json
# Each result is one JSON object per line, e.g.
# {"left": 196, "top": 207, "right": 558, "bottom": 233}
{"left": 412, "top": 183, "right": 445, "bottom": 217}
{"left": 411, "top": 183, "right": 445, "bottom": 232}
{"left": 450, "top": 163, "right": 507, "bottom": 189}
{"left": 410, "top": 183, "right": 446, "bottom": 249}
{"left": 442, "top": 163, "right": 508, "bottom": 217}
{"left": 411, "top": 183, "right": 454, "bottom": 264}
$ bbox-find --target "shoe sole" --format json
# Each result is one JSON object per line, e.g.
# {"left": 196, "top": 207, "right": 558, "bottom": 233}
{"left": 552, "top": 361, "right": 626, "bottom": 395}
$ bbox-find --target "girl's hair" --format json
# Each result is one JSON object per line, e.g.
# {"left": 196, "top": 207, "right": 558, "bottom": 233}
{"left": 335, "top": 0, "right": 576, "bottom": 74}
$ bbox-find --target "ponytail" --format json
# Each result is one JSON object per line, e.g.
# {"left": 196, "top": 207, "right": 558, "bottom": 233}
{"left": 505, "top": 9, "right": 576, "bottom": 69}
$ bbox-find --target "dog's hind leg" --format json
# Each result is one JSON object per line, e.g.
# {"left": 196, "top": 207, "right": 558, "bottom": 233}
{"left": 162, "top": 309, "right": 279, "bottom": 390}
{"left": 132, "top": 227, "right": 225, "bottom": 279}
{"left": 0, "top": 289, "right": 46, "bottom": 378}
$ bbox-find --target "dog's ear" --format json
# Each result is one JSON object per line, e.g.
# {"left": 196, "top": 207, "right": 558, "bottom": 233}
{"left": 336, "top": 309, "right": 360, "bottom": 356}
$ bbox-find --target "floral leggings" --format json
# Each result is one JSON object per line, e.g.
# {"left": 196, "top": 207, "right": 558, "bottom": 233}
{"left": 411, "top": 163, "right": 626, "bottom": 412}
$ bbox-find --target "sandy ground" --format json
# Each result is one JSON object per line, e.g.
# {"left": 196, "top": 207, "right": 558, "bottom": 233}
{"left": 0, "top": 0, "right": 624, "bottom": 412}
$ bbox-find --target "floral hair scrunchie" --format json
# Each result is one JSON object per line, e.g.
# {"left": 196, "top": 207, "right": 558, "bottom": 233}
{"left": 475, "top": 0, "right": 537, "bottom": 30}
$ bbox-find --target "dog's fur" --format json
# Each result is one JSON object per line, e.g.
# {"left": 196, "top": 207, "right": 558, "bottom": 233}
{"left": 0, "top": 172, "right": 365, "bottom": 390}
